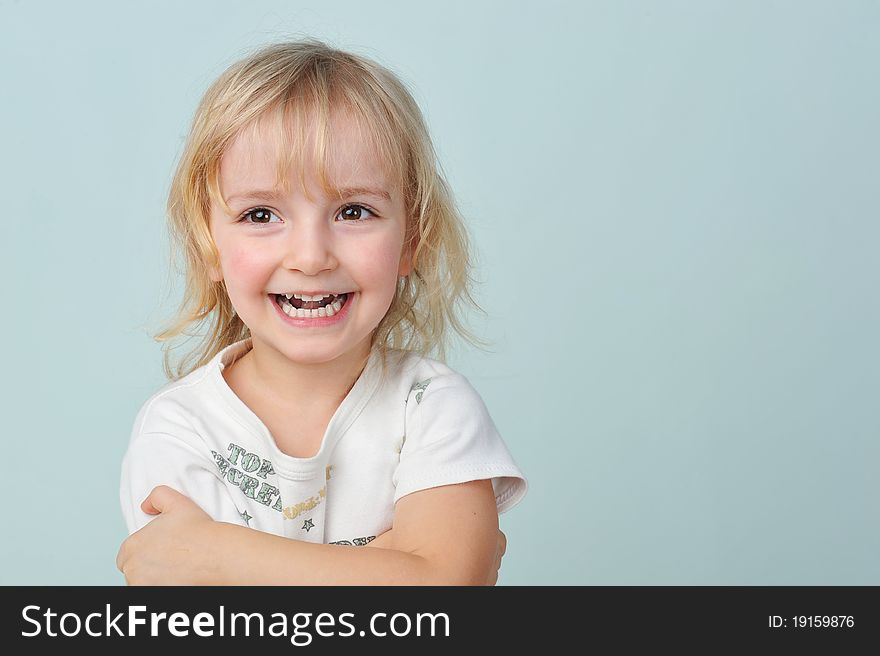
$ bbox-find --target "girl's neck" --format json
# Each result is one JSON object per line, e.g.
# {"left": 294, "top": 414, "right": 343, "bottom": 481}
{"left": 233, "top": 336, "right": 372, "bottom": 414}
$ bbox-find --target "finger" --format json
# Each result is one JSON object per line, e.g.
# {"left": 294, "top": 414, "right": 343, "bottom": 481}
{"left": 498, "top": 529, "right": 507, "bottom": 557}
{"left": 140, "top": 485, "right": 183, "bottom": 515}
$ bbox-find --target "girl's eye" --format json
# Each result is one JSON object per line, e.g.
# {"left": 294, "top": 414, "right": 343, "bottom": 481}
{"left": 237, "top": 204, "right": 378, "bottom": 225}
{"left": 239, "top": 207, "right": 280, "bottom": 224}
{"left": 337, "top": 204, "right": 378, "bottom": 222}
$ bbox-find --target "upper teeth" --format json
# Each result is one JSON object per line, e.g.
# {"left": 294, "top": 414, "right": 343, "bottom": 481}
{"left": 283, "top": 293, "right": 336, "bottom": 301}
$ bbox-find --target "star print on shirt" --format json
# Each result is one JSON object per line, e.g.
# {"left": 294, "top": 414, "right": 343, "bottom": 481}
{"left": 240, "top": 510, "right": 252, "bottom": 526}
{"left": 302, "top": 518, "right": 315, "bottom": 532}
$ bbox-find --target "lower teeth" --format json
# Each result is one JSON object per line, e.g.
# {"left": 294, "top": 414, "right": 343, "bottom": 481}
{"left": 276, "top": 294, "right": 348, "bottom": 319}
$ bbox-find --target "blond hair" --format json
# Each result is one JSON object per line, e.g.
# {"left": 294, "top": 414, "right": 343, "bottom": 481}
{"left": 151, "top": 38, "right": 490, "bottom": 381}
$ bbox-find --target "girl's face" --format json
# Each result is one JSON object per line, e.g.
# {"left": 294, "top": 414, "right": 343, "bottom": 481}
{"left": 208, "top": 112, "right": 412, "bottom": 368}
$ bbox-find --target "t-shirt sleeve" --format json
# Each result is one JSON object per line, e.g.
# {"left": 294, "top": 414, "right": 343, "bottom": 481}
{"left": 119, "top": 431, "right": 247, "bottom": 535}
{"left": 393, "top": 373, "right": 528, "bottom": 514}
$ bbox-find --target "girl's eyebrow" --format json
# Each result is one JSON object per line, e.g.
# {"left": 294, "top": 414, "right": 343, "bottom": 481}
{"left": 225, "top": 186, "right": 392, "bottom": 204}
{"left": 224, "top": 189, "right": 284, "bottom": 204}
{"left": 334, "top": 186, "right": 392, "bottom": 202}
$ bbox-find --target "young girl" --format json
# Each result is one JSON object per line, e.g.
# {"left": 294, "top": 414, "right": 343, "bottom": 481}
{"left": 117, "top": 39, "right": 527, "bottom": 585}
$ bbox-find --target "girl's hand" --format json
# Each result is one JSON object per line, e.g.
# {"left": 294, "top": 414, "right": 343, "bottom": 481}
{"left": 116, "top": 485, "right": 222, "bottom": 585}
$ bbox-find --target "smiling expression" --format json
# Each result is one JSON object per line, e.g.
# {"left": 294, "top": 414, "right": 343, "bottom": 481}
{"left": 208, "top": 110, "right": 413, "bottom": 367}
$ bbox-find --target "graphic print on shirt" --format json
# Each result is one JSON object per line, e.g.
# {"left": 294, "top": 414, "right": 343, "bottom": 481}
{"left": 395, "top": 378, "right": 433, "bottom": 458}
{"left": 211, "top": 443, "right": 283, "bottom": 512}
{"left": 283, "top": 485, "right": 325, "bottom": 520}
{"left": 406, "top": 377, "right": 433, "bottom": 405}
{"left": 283, "top": 463, "right": 334, "bottom": 527}
{"left": 212, "top": 443, "right": 337, "bottom": 525}
{"left": 329, "top": 536, "right": 377, "bottom": 546}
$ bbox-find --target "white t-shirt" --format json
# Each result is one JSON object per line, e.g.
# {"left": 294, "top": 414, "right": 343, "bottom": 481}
{"left": 119, "top": 338, "right": 528, "bottom": 546}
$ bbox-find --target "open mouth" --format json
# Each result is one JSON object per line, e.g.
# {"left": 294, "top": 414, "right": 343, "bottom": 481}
{"left": 271, "top": 292, "right": 350, "bottom": 319}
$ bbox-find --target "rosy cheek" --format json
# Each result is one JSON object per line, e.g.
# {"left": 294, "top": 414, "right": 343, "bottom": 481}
{"left": 360, "top": 245, "right": 400, "bottom": 281}
{"left": 226, "top": 247, "right": 267, "bottom": 276}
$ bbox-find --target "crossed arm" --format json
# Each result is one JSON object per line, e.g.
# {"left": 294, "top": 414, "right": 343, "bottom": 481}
{"left": 116, "top": 478, "right": 507, "bottom": 586}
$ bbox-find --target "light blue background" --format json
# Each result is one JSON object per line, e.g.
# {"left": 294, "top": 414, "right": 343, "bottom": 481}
{"left": 1, "top": 0, "right": 877, "bottom": 585}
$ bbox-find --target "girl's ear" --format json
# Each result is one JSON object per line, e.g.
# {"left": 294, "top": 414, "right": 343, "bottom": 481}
{"left": 398, "top": 222, "right": 417, "bottom": 277}
{"left": 398, "top": 244, "right": 414, "bottom": 277}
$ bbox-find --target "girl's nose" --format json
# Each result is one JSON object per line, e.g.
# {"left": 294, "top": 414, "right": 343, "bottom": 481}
{"left": 279, "top": 220, "right": 338, "bottom": 275}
